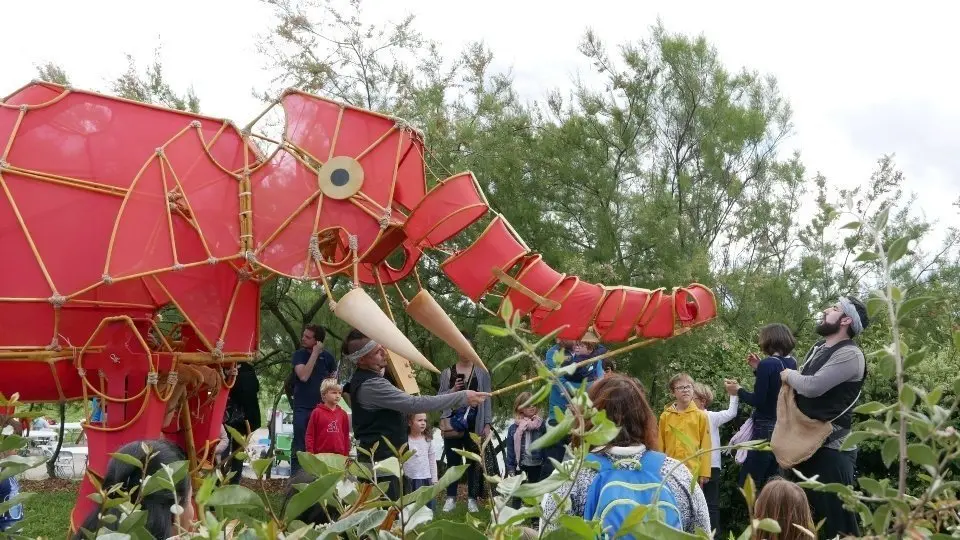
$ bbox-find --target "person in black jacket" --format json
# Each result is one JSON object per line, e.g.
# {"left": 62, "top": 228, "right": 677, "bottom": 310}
{"left": 223, "top": 362, "right": 261, "bottom": 484}
{"left": 779, "top": 296, "right": 869, "bottom": 539}
{"left": 724, "top": 323, "right": 797, "bottom": 489}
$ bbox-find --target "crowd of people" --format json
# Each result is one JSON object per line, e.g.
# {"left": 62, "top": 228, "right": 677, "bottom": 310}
{"left": 50, "top": 295, "right": 871, "bottom": 539}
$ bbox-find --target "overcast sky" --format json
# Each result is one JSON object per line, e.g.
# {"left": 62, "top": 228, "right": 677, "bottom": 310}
{"left": 3, "top": 0, "right": 957, "bottom": 244}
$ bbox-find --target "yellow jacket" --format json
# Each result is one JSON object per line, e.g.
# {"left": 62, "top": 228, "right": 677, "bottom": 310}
{"left": 659, "top": 402, "right": 712, "bottom": 479}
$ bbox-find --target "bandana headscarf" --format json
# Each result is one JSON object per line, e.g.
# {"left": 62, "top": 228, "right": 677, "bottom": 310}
{"left": 838, "top": 297, "right": 864, "bottom": 336}
{"left": 343, "top": 339, "right": 380, "bottom": 363}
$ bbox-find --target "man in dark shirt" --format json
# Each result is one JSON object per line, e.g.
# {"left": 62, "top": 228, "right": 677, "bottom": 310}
{"left": 344, "top": 330, "right": 489, "bottom": 499}
{"left": 290, "top": 324, "right": 337, "bottom": 473}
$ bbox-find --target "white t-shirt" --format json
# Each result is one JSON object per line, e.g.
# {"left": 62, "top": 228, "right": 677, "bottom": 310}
{"left": 705, "top": 396, "right": 738, "bottom": 469}
{"left": 403, "top": 436, "right": 438, "bottom": 482}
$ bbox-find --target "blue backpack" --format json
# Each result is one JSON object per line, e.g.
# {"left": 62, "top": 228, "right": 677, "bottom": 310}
{"left": 583, "top": 451, "right": 683, "bottom": 538}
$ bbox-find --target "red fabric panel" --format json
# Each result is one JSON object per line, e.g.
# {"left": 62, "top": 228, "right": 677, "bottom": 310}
{"left": 164, "top": 133, "right": 241, "bottom": 258}
{"left": 442, "top": 216, "right": 528, "bottom": 302}
{"left": 392, "top": 132, "right": 426, "bottom": 211}
{"left": 256, "top": 196, "right": 316, "bottom": 277}
{"left": 59, "top": 306, "right": 153, "bottom": 349}
{"left": 3, "top": 83, "right": 63, "bottom": 106}
{"left": 404, "top": 172, "right": 488, "bottom": 248}
{"left": 155, "top": 264, "right": 238, "bottom": 351}
{"left": 221, "top": 280, "right": 259, "bottom": 353}
{"left": 4, "top": 173, "right": 121, "bottom": 295}
{"left": 530, "top": 279, "right": 604, "bottom": 339}
{"left": 355, "top": 128, "right": 401, "bottom": 209}
{"left": 0, "top": 180, "right": 51, "bottom": 298}
{"left": 0, "top": 108, "right": 17, "bottom": 160}
{"left": 8, "top": 91, "right": 210, "bottom": 189}
{"left": 202, "top": 124, "right": 248, "bottom": 173}
{"left": 356, "top": 239, "right": 423, "bottom": 286}
{"left": 0, "top": 360, "right": 79, "bottom": 401}
{"left": 331, "top": 107, "right": 396, "bottom": 159}
{"left": 250, "top": 151, "right": 317, "bottom": 252}
{"left": 637, "top": 289, "right": 676, "bottom": 338}
{"left": 594, "top": 288, "right": 653, "bottom": 343}
{"left": 504, "top": 256, "right": 565, "bottom": 316}
{"left": 0, "top": 303, "right": 52, "bottom": 346}
{"left": 314, "top": 198, "right": 381, "bottom": 263}
{"left": 283, "top": 92, "right": 342, "bottom": 161}
{"left": 73, "top": 279, "right": 157, "bottom": 307}
{"left": 172, "top": 214, "right": 210, "bottom": 266}
{"left": 108, "top": 159, "right": 175, "bottom": 278}
{"left": 676, "top": 284, "right": 717, "bottom": 326}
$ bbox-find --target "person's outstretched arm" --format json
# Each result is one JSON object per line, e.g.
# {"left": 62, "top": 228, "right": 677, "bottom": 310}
{"left": 357, "top": 376, "right": 471, "bottom": 414}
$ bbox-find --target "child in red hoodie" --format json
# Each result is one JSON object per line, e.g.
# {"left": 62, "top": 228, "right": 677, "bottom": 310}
{"left": 305, "top": 379, "right": 350, "bottom": 456}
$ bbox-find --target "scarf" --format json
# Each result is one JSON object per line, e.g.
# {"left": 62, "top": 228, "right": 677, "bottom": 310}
{"left": 513, "top": 415, "right": 543, "bottom": 465}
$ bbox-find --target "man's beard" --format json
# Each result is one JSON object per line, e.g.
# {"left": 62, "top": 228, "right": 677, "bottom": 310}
{"left": 815, "top": 319, "right": 842, "bottom": 337}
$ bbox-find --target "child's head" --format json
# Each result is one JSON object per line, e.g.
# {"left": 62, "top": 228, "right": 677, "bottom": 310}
{"left": 320, "top": 379, "right": 342, "bottom": 406}
{"left": 753, "top": 478, "right": 814, "bottom": 540}
{"left": 758, "top": 323, "right": 797, "bottom": 357}
{"left": 693, "top": 382, "right": 714, "bottom": 410}
{"left": 408, "top": 413, "right": 428, "bottom": 437}
{"left": 669, "top": 373, "right": 695, "bottom": 407}
{"left": 513, "top": 392, "right": 539, "bottom": 419}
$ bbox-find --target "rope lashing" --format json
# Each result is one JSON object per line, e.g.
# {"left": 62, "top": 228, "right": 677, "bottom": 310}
{"left": 166, "top": 371, "right": 178, "bottom": 385}
{"left": 46, "top": 337, "right": 61, "bottom": 351}
{"left": 190, "top": 120, "right": 202, "bottom": 128}
{"left": 308, "top": 235, "right": 322, "bottom": 261}
{"left": 48, "top": 293, "right": 67, "bottom": 309}
{"left": 77, "top": 368, "right": 86, "bottom": 377}
{"left": 213, "top": 339, "right": 225, "bottom": 358}
{"left": 102, "top": 273, "right": 113, "bottom": 285}
{"left": 146, "top": 372, "right": 159, "bottom": 385}
{"left": 348, "top": 234, "right": 359, "bottom": 252}
{"left": 379, "top": 208, "right": 392, "bottom": 229}
{"left": 206, "top": 256, "right": 218, "bottom": 265}
{"left": 244, "top": 250, "right": 257, "bottom": 264}
{"left": 172, "top": 263, "right": 185, "bottom": 271}
{"left": 237, "top": 268, "right": 252, "bottom": 281}
{"left": 109, "top": 354, "right": 120, "bottom": 364}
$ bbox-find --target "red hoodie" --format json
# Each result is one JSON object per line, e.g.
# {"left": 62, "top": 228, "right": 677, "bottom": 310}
{"left": 305, "top": 403, "right": 350, "bottom": 456}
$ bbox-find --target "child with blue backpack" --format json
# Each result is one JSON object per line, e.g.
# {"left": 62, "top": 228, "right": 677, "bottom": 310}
{"left": 540, "top": 374, "right": 710, "bottom": 537}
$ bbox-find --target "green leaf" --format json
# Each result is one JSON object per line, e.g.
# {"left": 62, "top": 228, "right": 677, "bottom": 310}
{"left": 853, "top": 401, "right": 886, "bottom": 415}
{"left": 522, "top": 384, "right": 551, "bottom": 408}
{"left": 840, "top": 431, "right": 871, "bottom": 451}
{"left": 418, "top": 519, "right": 487, "bottom": 540}
{"left": 858, "top": 477, "right": 886, "bottom": 497}
{"left": 899, "top": 296, "right": 933, "bottom": 318}
{"left": 512, "top": 474, "right": 568, "bottom": 498}
{"left": 0, "top": 492, "right": 33, "bottom": 516}
{"left": 205, "top": 484, "right": 261, "bottom": 507}
{"left": 252, "top": 458, "right": 273, "bottom": 479}
{"left": 907, "top": 444, "right": 937, "bottom": 467}
{"left": 318, "top": 509, "right": 389, "bottom": 540}
{"left": 373, "top": 456, "right": 401, "bottom": 479}
{"left": 900, "top": 386, "right": 916, "bottom": 409}
{"left": 193, "top": 473, "right": 218, "bottom": 506}
{"left": 556, "top": 515, "right": 598, "bottom": 539}
{"left": 283, "top": 473, "right": 340, "bottom": 523}
{"left": 872, "top": 503, "right": 891, "bottom": 533}
{"left": 887, "top": 237, "right": 910, "bottom": 264}
{"left": 866, "top": 295, "right": 887, "bottom": 320}
{"left": 499, "top": 295, "right": 514, "bottom": 324}
{"left": 479, "top": 324, "right": 510, "bottom": 337}
{"left": 904, "top": 348, "right": 928, "bottom": 371}
{"left": 854, "top": 251, "right": 878, "bottom": 263}
{"left": 881, "top": 438, "right": 899, "bottom": 468}
{"left": 926, "top": 386, "right": 943, "bottom": 407}
{"left": 755, "top": 518, "right": 782, "bottom": 534}
{"left": 584, "top": 410, "right": 620, "bottom": 447}
{"left": 875, "top": 206, "right": 890, "bottom": 230}
{"left": 878, "top": 351, "right": 897, "bottom": 379}
{"left": 840, "top": 221, "right": 861, "bottom": 230}
{"left": 953, "top": 330, "right": 960, "bottom": 351}
{"left": 529, "top": 413, "right": 574, "bottom": 451}
{"left": 0, "top": 435, "right": 27, "bottom": 454}
{"left": 108, "top": 452, "right": 144, "bottom": 470}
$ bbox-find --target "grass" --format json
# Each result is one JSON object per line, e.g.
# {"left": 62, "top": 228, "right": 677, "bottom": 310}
{"left": 14, "top": 480, "right": 495, "bottom": 538}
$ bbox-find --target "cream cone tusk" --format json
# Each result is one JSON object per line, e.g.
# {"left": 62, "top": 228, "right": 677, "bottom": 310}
{"left": 406, "top": 289, "right": 486, "bottom": 370}
{"left": 333, "top": 288, "right": 440, "bottom": 374}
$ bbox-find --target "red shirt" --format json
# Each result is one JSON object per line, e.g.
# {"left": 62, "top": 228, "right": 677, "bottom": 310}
{"left": 305, "top": 403, "right": 350, "bottom": 456}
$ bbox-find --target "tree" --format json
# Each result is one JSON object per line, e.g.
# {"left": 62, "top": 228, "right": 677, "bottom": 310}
{"left": 111, "top": 49, "right": 200, "bottom": 113}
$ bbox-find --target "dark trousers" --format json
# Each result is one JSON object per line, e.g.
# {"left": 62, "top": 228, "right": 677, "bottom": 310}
{"left": 405, "top": 477, "right": 435, "bottom": 510}
{"left": 703, "top": 467, "right": 721, "bottom": 531}
{"left": 509, "top": 464, "right": 543, "bottom": 509}
{"left": 738, "top": 419, "right": 778, "bottom": 489}
{"left": 291, "top": 407, "right": 311, "bottom": 474}
{"left": 444, "top": 436, "right": 480, "bottom": 498}
{"left": 540, "top": 436, "right": 568, "bottom": 478}
{"left": 785, "top": 447, "right": 859, "bottom": 539}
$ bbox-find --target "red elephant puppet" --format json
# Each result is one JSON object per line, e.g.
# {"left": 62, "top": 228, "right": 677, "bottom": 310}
{"left": 0, "top": 81, "right": 717, "bottom": 526}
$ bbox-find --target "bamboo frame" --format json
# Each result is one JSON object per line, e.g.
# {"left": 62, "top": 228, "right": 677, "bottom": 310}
{"left": 2, "top": 165, "right": 128, "bottom": 197}
{"left": 160, "top": 153, "right": 215, "bottom": 259}
{"left": 0, "top": 172, "right": 56, "bottom": 293}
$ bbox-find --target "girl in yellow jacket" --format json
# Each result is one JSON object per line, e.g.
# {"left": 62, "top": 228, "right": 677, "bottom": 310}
{"left": 659, "top": 373, "right": 712, "bottom": 486}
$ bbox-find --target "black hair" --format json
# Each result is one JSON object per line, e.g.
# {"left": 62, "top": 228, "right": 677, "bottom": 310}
{"left": 303, "top": 324, "right": 326, "bottom": 342}
{"left": 846, "top": 296, "right": 870, "bottom": 338}
{"left": 74, "top": 439, "right": 189, "bottom": 539}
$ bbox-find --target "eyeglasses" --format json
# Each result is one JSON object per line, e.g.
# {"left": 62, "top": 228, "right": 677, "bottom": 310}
{"left": 674, "top": 384, "right": 693, "bottom": 391}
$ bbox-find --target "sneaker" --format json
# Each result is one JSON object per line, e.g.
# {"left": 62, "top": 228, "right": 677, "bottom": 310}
{"left": 467, "top": 498, "right": 479, "bottom": 513}
{"left": 442, "top": 497, "right": 456, "bottom": 512}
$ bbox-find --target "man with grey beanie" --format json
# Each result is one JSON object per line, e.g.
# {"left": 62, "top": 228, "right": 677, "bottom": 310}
{"left": 779, "top": 295, "right": 869, "bottom": 538}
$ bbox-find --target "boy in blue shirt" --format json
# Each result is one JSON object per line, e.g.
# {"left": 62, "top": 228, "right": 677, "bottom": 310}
{"left": 0, "top": 422, "right": 24, "bottom": 532}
